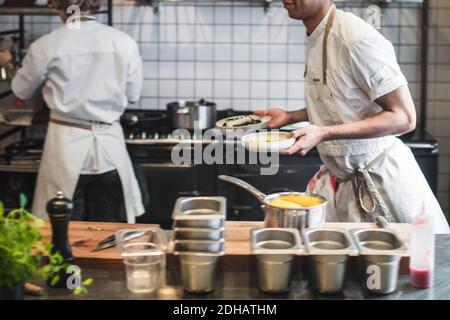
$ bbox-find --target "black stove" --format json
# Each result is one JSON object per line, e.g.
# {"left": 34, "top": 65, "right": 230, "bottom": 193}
{"left": 0, "top": 108, "right": 443, "bottom": 226}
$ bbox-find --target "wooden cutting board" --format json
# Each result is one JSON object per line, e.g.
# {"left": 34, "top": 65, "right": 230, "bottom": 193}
{"left": 40, "top": 221, "right": 159, "bottom": 270}
{"left": 40, "top": 220, "right": 411, "bottom": 272}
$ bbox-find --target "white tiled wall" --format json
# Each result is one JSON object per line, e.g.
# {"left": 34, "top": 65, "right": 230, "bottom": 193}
{"left": 0, "top": 0, "right": 449, "bottom": 216}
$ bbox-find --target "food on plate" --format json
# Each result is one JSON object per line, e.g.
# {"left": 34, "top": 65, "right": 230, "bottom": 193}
{"left": 222, "top": 115, "right": 264, "bottom": 128}
{"left": 241, "top": 131, "right": 295, "bottom": 152}
{"left": 249, "top": 132, "right": 283, "bottom": 144}
{"left": 216, "top": 114, "right": 271, "bottom": 133}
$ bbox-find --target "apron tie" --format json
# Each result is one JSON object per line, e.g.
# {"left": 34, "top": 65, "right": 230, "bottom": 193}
{"left": 335, "top": 142, "right": 398, "bottom": 223}
{"left": 353, "top": 168, "right": 395, "bottom": 223}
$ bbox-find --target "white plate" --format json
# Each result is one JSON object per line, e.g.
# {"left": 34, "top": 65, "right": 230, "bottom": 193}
{"left": 241, "top": 131, "right": 296, "bottom": 153}
{"left": 281, "top": 121, "right": 311, "bottom": 131}
{"left": 216, "top": 115, "right": 271, "bottom": 134}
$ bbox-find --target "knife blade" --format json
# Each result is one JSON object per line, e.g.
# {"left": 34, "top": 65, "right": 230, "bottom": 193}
{"left": 91, "top": 230, "right": 146, "bottom": 252}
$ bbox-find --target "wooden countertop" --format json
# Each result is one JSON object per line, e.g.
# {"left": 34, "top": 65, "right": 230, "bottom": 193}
{"left": 40, "top": 221, "right": 411, "bottom": 272}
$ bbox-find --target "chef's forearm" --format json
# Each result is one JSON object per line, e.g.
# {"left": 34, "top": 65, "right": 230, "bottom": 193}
{"left": 287, "top": 108, "right": 309, "bottom": 124}
{"left": 321, "top": 110, "right": 415, "bottom": 141}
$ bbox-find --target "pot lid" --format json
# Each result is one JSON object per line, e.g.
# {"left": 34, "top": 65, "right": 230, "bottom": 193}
{"left": 167, "top": 98, "right": 216, "bottom": 108}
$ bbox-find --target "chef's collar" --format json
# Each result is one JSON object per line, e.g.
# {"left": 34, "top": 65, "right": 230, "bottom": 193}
{"left": 307, "top": 4, "right": 336, "bottom": 43}
{"left": 78, "top": 15, "right": 97, "bottom": 21}
{"left": 66, "top": 15, "right": 97, "bottom": 25}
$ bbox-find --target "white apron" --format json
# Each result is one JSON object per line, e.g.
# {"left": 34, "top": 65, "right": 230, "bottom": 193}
{"left": 32, "top": 115, "right": 145, "bottom": 223}
{"left": 304, "top": 7, "right": 450, "bottom": 234}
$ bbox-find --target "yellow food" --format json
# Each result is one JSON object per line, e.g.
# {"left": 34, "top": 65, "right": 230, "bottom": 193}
{"left": 279, "top": 195, "right": 323, "bottom": 207}
{"left": 266, "top": 199, "right": 302, "bottom": 209}
{"left": 267, "top": 195, "right": 323, "bottom": 209}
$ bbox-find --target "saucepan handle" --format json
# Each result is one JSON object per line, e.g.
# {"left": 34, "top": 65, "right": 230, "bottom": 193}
{"left": 375, "top": 215, "right": 391, "bottom": 229}
{"left": 218, "top": 175, "right": 267, "bottom": 203}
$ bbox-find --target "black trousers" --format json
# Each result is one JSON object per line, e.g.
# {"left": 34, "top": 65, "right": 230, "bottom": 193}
{"left": 71, "top": 170, "right": 127, "bottom": 222}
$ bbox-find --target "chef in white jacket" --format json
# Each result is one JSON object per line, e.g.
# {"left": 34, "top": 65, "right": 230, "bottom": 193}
{"left": 256, "top": 0, "right": 450, "bottom": 233}
{"left": 0, "top": 0, "right": 145, "bottom": 223}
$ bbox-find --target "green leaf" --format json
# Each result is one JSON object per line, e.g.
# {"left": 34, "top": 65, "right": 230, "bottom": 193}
{"left": 19, "top": 194, "right": 28, "bottom": 209}
{"left": 0, "top": 201, "right": 4, "bottom": 217}
{"left": 33, "top": 218, "right": 45, "bottom": 228}
{"left": 50, "top": 274, "right": 60, "bottom": 286}
{"left": 82, "top": 278, "right": 93, "bottom": 286}
{"left": 73, "top": 287, "right": 82, "bottom": 295}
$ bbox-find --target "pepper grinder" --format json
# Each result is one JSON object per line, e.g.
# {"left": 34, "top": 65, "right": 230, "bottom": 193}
{"left": 46, "top": 191, "right": 74, "bottom": 288}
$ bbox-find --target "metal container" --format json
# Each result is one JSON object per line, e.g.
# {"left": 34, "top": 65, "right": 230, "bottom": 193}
{"left": 172, "top": 196, "right": 226, "bottom": 228}
{"left": 167, "top": 99, "right": 217, "bottom": 130}
{"left": 303, "top": 228, "right": 358, "bottom": 294}
{"left": 174, "top": 241, "right": 225, "bottom": 294}
{"left": 173, "top": 239, "right": 225, "bottom": 253}
{"left": 173, "top": 218, "right": 224, "bottom": 229}
{"left": 174, "top": 227, "right": 225, "bottom": 240}
{"left": 351, "top": 228, "right": 407, "bottom": 295}
{"left": 178, "top": 254, "right": 220, "bottom": 294}
{"left": 219, "top": 175, "right": 327, "bottom": 231}
{"left": 251, "top": 228, "right": 302, "bottom": 293}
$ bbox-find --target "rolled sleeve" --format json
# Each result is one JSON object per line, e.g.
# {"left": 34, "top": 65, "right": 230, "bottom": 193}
{"left": 349, "top": 36, "right": 408, "bottom": 101}
{"left": 126, "top": 42, "right": 143, "bottom": 104}
{"left": 11, "top": 41, "right": 49, "bottom": 100}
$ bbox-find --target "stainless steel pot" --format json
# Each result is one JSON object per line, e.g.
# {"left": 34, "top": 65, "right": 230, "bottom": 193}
{"left": 218, "top": 175, "right": 327, "bottom": 231}
{"left": 351, "top": 216, "right": 407, "bottom": 295}
{"left": 167, "top": 99, "right": 217, "bottom": 130}
{"left": 251, "top": 228, "right": 303, "bottom": 293}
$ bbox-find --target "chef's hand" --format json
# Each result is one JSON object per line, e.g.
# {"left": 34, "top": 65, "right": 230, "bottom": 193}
{"left": 0, "top": 51, "right": 12, "bottom": 67}
{"left": 254, "top": 108, "right": 292, "bottom": 129}
{"left": 280, "top": 125, "right": 326, "bottom": 156}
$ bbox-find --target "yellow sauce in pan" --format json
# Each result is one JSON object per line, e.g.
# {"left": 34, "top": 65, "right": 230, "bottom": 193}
{"left": 267, "top": 195, "right": 324, "bottom": 209}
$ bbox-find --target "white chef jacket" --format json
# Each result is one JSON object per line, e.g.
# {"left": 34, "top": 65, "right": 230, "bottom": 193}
{"left": 11, "top": 18, "right": 146, "bottom": 222}
{"left": 304, "top": 6, "right": 450, "bottom": 233}
{"left": 305, "top": 6, "right": 408, "bottom": 156}
{"left": 12, "top": 18, "right": 143, "bottom": 175}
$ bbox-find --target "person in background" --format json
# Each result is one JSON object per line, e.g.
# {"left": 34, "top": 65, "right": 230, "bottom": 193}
{"left": 256, "top": 0, "right": 449, "bottom": 233}
{"left": 0, "top": 0, "right": 145, "bottom": 223}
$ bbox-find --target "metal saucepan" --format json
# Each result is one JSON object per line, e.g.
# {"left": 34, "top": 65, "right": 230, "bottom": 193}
{"left": 218, "top": 175, "right": 328, "bottom": 231}
{"left": 167, "top": 99, "right": 217, "bottom": 130}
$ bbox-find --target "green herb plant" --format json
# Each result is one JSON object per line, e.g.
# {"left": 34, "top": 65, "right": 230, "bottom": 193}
{"left": 0, "top": 194, "right": 92, "bottom": 295}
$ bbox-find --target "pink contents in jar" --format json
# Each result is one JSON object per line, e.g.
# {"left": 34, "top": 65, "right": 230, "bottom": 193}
{"left": 410, "top": 267, "right": 433, "bottom": 288}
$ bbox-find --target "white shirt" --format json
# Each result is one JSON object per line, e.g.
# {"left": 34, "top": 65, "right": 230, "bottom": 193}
{"left": 12, "top": 18, "right": 143, "bottom": 174}
{"left": 305, "top": 6, "right": 408, "bottom": 156}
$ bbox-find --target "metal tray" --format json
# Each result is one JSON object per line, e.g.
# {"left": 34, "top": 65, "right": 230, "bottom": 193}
{"left": 350, "top": 228, "right": 408, "bottom": 256}
{"left": 173, "top": 239, "right": 225, "bottom": 256}
{"left": 172, "top": 197, "right": 226, "bottom": 220}
{"left": 174, "top": 227, "right": 225, "bottom": 240}
{"left": 172, "top": 217, "right": 225, "bottom": 229}
{"left": 303, "top": 228, "right": 358, "bottom": 256}
{"left": 251, "top": 228, "right": 303, "bottom": 255}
